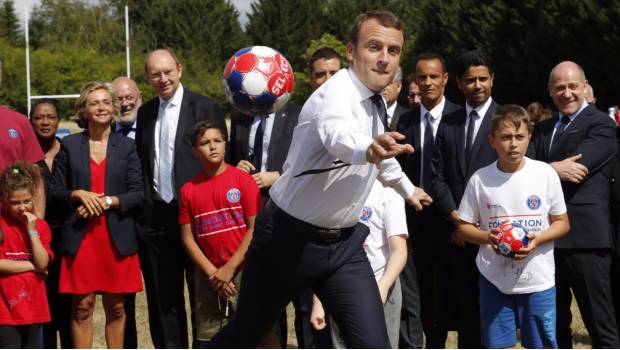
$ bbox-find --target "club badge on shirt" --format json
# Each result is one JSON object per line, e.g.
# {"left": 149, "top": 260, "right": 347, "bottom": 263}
{"left": 360, "top": 206, "right": 372, "bottom": 221}
{"left": 7, "top": 128, "right": 18, "bottom": 139}
{"left": 526, "top": 195, "right": 541, "bottom": 210}
{"left": 226, "top": 188, "right": 241, "bottom": 203}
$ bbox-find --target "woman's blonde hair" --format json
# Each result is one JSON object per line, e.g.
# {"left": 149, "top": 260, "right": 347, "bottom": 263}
{"left": 71, "top": 81, "right": 120, "bottom": 129}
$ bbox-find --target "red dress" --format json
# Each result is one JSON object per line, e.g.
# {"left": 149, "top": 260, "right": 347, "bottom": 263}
{"left": 59, "top": 158, "right": 143, "bottom": 294}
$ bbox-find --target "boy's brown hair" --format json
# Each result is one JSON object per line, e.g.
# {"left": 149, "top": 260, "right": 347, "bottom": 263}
{"left": 491, "top": 104, "right": 532, "bottom": 135}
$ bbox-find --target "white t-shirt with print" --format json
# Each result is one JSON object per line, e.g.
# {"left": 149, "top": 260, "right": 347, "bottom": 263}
{"left": 359, "top": 181, "right": 409, "bottom": 281}
{"left": 458, "top": 157, "right": 566, "bottom": 294}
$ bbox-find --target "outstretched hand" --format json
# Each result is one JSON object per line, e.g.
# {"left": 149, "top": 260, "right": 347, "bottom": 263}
{"left": 366, "top": 132, "right": 414, "bottom": 168}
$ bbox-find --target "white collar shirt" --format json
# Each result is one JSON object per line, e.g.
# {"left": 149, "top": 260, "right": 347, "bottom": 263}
{"left": 464, "top": 97, "right": 493, "bottom": 147}
{"left": 419, "top": 96, "right": 446, "bottom": 182}
{"left": 153, "top": 84, "right": 184, "bottom": 198}
{"left": 270, "top": 68, "right": 415, "bottom": 228}
{"left": 386, "top": 102, "right": 397, "bottom": 127}
{"left": 249, "top": 112, "right": 276, "bottom": 172}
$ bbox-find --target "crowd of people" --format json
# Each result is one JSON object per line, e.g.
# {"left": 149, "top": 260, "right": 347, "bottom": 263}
{"left": 2, "top": 8, "right": 620, "bottom": 350}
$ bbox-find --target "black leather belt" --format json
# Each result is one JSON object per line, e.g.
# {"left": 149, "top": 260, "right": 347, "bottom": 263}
{"left": 277, "top": 207, "right": 354, "bottom": 244}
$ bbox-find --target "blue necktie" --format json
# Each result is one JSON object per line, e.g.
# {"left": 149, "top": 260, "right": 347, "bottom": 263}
{"left": 370, "top": 94, "right": 389, "bottom": 130}
{"left": 158, "top": 101, "right": 174, "bottom": 203}
{"left": 250, "top": 115, "right": 267, "bottom": 172}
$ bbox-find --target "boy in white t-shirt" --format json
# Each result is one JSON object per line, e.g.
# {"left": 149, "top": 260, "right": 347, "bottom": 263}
{"left": 457, "top": 105, "right": 569, "bottom": 348}
{"left": 309, "top": 180, "right": 408, "bottom": 348}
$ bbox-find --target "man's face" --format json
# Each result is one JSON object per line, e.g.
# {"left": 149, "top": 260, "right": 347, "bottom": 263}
{"left": 548, "top": 64, "right": 587, "bottom": 116}
{"left": 145, "top": 50, "right": 183, "bottom": 100}
{"left": 408, "top": 81, "right": 421, "bottom": 108}
{"left": 457, "top": 65, "right": 494, "bottom": 108}
{"left": 30, "top": 103, "right": 59, "bottom": 139}
{"left": 382, "top": 77, "right": 401, "bottom": 107}
{"left": 346, "top": 19, "right": 404, "bottom": 93}
{"left": 192, "top": 128, "right": 226, "bottom": 168}
{"left": 114, "top": 80, "right": 142, "bottom": 124}
{"left": 415, "top": 59, "right": 448, "bottom": 110}
{"left": 310, "top": 58, "right": 341, "bottom": 90}
{"left": 489, "top": 121, "right": 531, "bottom": 168}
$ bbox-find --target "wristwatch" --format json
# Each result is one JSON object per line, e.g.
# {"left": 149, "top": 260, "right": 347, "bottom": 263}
{"left": 104, "top": 196, "right": 112, "bottom": 210}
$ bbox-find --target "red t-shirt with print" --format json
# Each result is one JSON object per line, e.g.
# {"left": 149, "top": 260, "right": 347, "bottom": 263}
{"left": 0, "top": 213, "right": 53, "bottom": 325}
{"left": 178, "top": 165, "right": 261, "bottom": 269}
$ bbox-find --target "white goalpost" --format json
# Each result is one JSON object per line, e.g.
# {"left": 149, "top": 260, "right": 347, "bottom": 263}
{"left": 25, "top": 5, "right": 132, "bottom": 115}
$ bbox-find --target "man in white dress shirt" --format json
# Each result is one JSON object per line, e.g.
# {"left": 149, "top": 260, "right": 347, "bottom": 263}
{"left": 209, "top": 10, "right": 431, "bottom": 348}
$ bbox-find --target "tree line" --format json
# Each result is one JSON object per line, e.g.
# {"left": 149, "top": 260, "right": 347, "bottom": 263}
{"left": 0, "top": 0, "right": 618, "bottom": 117}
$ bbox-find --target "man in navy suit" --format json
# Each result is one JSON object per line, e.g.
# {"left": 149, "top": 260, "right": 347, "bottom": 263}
{"left": 431, "top": 50, "right": 500, "bottom": 348}
{"left": 528, "top": 61, "right": 619, "bottom": 348}
{"left": 135, "top": 48, "right": 226, "bottom": 348}
{"left": 396, "top": 53, "right": 458, "bottom": 348}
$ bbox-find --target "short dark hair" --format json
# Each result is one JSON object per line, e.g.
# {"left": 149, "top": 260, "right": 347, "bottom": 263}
{"left": 349, "top": 10, "right": 406, "bottom": 47}
{"left": 29, "top": 98, "right": 59, "bottom": 119}
{"left": 491, "top": 104, "right": 531, "bottom": 135}
{"left": 308, "top": 47, "right": 341, "bottom": 74}
{"left": 455, "top": 49, "right": 493, "bottom": 78}
{"left": 415, "top": 53, "right": 447, "bottom": 74}
{"left": 189, "top": 120, "right": 228, "bottom": 147}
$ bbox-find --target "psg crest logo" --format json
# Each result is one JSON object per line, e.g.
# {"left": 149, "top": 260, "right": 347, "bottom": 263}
{"left": 526, "top": 195, "right": 541, "bottom": 210}
{"left": 226, "top": 188, "right": 241, "bottom": 203}
{"left": 360, "top": 207, "right": 372, "bottom": 221}
{"left": 7, "top": 128, "right": 18, "bottom": 139}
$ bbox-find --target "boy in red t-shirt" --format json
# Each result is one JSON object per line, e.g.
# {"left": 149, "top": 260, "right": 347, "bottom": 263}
{"left": 179, "top": 120, "right": 265, "bottom": 346}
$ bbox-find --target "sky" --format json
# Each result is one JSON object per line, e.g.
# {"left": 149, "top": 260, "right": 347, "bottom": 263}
{"left": 15, "top": 0, "right": 256, "bottom": 29}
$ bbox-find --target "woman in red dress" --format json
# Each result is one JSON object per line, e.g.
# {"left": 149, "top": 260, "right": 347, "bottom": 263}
{"left": 51, "top": 81, "right": 143, "bottom": 348}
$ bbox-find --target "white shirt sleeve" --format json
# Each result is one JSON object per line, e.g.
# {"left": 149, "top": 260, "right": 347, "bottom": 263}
{"left": 313, "top": 97, "right": 374, "bottom": 165}
{"left": 458, "top": 176, "right": 480, "bottom": 224}
{"left": 377, "top": 158, "right": 416, "bottom": 199}
{"left": 382, "top": 187, "right": 408, "bottom": 238}
{"left": 547, "top": 166, "right": 567, "bottom": 215}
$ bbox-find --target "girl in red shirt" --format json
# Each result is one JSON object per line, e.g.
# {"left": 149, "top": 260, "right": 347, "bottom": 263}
{"left": 0, "top": 161, "right": 53, "bottom": 348}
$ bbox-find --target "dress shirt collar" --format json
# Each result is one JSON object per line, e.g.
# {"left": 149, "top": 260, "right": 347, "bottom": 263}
{"left": 347, "top": 68, "right": 375, "bottom": 103}
{"left": 420, "top": 96, "right": 446, "bottom": 122}
{"left": 465, "top": 97, "right": 493, "bottom": 120}
{"left": 158, "top": 83, "right": 184, "bottom": 107}
{"left": 386, "top": 101, "right": 397, "bottom": 118}
{"left": 561, "top": 100, "right": 588, "bottom": 122}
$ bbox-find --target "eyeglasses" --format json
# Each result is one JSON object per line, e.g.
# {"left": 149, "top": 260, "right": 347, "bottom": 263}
{"left": 118, "top": 95, "right": 137, "bottom": 103}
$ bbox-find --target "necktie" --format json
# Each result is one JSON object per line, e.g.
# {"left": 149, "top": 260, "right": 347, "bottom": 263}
{"left": 120, "top": 126, "right": 135, "bottom": 137}
{"left": 158, "top": 101, "right": 174, "bottom": 203}
{"left": 550, "top": 115, "right": 571, "bottom": 152}
{"left": 250, "top": 115, "right": 267, "bottom": 172}
{"left": 422, "top": 112, "right": 434, "bottom": 190}
{"left": 370, "top": 94, "right": 389, "bottom": 130}
{"left": 465, "top": 110, "right": 478, "bottom": 168}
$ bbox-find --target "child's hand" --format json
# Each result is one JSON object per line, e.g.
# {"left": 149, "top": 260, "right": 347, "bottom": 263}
{"left": 21, "top": 211, "right": 38, "bottom": 231}
{"left": 210, "top": 264, "right": 235, "bottom": 292}
{"left": 488, "top": 229, "right": 502, "bottom": 255}
{"left": 215, "top": 282, "right": 237, "bottom": 298}
{"left": 514, "top": 234, "right": 537, "bottom": 260}
{"left": 310, "top": 301, "right": 327, "bottom": 331}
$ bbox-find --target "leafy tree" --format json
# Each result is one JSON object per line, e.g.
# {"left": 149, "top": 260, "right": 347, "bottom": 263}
{"left": 246, "top": 0, "right": 325, "bottom": 71}
{"left": 0, "top": 0, "right": 22, "bottom": 46}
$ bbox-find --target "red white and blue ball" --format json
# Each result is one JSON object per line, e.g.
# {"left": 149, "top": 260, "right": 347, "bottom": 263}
{"left": 496, "top": 222, "right": 529, "bottom": 258}
{"left": 223, "top": 46, "right": 294, "bottom": 115}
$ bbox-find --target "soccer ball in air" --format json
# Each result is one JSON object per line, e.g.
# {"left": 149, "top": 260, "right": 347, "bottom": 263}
{"left": 223, "top": 46, "right": 294, "bottom": 115}
{"left": 495, "top": 222, "right": 529, "bottom": 258}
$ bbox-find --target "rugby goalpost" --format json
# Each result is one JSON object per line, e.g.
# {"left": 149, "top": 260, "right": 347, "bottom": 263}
{"left": 24, "top": 5, "right": 132, "bottom": 115}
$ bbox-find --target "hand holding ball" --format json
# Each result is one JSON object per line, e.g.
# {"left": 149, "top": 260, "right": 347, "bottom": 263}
{"left": 495, "top": 222, "right": 529, "bottom": 258}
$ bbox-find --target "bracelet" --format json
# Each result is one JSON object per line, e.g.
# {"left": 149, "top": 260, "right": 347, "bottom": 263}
{"left": 28, "top": 230, "right": 39, "bottom": 238}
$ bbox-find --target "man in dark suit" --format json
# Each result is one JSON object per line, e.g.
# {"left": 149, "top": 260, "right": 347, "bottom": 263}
{"left": 383, "top": 67, "right": 409, "bottom": 131}
{"left": 528, "top": 61, "right": 619, "bottom": 348}
{"left": 431, "top": 49, "right": 500, "bottom": 348}
{"left": 135, "top": 48, "right": 226, "bottom": 348}
{"left": 396, "top": 53, "right": 458, "bottom": 348}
